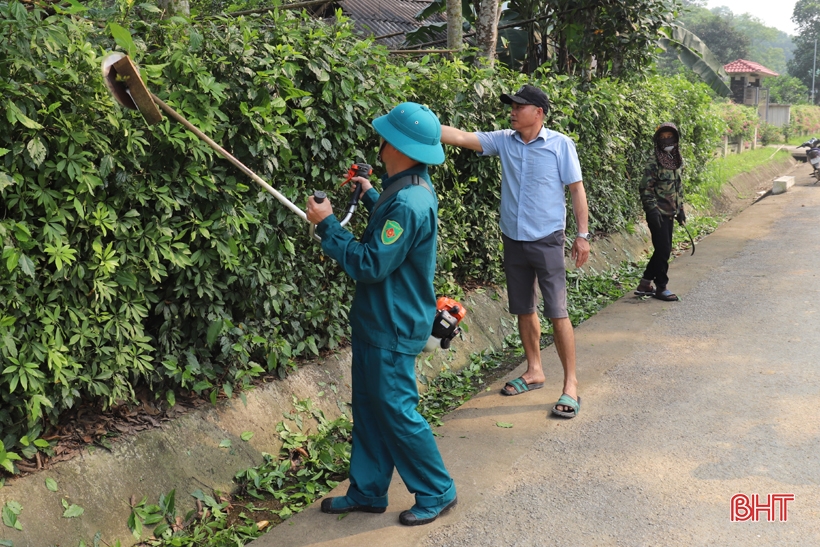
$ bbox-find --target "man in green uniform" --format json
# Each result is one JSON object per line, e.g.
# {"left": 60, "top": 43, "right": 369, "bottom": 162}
{"left": 635, "top": 122, "right": 686, "bottom": 302}
{"left": 306, "top": 102, "right": 457, "bottom": 526}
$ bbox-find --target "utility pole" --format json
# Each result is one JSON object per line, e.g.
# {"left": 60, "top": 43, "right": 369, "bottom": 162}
{"left": 813, "top": 38, "right": 817, "bottom": 104}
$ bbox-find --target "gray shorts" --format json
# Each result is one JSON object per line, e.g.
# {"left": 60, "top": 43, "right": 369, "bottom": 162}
{"left": 502, "top": 231, "right": 568, "bottom": 318}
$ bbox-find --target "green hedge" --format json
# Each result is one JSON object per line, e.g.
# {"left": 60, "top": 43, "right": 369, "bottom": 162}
{"left": 0, "top": 1, "right": 723, "bottom": 460}
{"left": 789, "top": 104, "right": 820, "bottom": 136}
{"left": 712, "top": 101, "right": 758, "bottom": 142}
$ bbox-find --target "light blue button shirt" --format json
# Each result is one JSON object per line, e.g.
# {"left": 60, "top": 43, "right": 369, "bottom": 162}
{"left": 476, "top": 127, "right": 583, "bottom": 241}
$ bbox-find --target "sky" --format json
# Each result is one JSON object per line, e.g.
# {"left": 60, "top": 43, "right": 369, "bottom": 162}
{"left": 705, "top": 0, "right": 798, "bottom": 36}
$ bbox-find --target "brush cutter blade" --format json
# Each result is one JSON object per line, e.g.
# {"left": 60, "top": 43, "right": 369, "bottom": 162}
{"left": 101, "top": 52, "right": 163, "bottom": 125}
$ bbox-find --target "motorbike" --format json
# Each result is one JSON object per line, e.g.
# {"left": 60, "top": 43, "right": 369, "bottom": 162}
{"left": 798, "top": 137, "right": 820, "bottom": 181}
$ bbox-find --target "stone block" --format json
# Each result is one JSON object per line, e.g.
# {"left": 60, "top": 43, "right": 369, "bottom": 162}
{"left": 772, "top": 176, "right": 795, "bottom": 195}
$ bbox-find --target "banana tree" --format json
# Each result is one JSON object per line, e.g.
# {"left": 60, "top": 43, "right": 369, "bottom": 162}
{"left": 658, "top": 24, "right": 731, "bottom": 97}
{"left": 408, "top": 1, "right": 730, "bottom": 94}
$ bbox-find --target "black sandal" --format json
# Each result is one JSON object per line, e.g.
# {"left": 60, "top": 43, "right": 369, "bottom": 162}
{"left": 653, "top": 289, "right": 679, "bottom": 301}
{"left": 634, "top": 279, "right": 655, "bottom": 296}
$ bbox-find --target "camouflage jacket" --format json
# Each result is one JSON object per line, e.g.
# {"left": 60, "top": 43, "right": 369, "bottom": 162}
{"left": 639, "top": 155, "right": 683, "bottom": 216}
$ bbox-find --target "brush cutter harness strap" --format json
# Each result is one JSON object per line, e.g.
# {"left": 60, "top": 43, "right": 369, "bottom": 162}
{"left": 372, "top": 175, "right": 431, "bottom": 215}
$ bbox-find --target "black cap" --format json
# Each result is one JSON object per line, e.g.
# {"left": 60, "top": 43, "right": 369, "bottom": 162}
{"left": 501, "top": 84, "right": 550, "bottom": 113}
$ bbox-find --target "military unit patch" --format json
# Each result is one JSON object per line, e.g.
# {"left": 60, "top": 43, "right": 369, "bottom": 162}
{"left": 381, "top": 219, "right": 403, "bottom": 245}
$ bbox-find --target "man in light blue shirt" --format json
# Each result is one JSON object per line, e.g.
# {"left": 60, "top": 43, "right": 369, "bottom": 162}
{"left": 440, "top": 84, "right": 589, "bottom": 419}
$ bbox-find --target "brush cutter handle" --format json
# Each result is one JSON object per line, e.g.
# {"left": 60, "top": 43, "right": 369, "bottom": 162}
{"left": 309, "top": 191, "right": 328, "bottom": 242}
{"left": 150, "top": 94, "right": 308, "bottom": 222}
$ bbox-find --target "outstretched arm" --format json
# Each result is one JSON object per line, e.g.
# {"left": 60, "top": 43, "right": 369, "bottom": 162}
{"left": 441, "top": 126, "right": 483, "bottom": 152}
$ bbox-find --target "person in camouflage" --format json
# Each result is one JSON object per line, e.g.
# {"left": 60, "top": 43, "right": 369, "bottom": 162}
{"left": 635, "top": 122, "right": 685, "bottom": 302}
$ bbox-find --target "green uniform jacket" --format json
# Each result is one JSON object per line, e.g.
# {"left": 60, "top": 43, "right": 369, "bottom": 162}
{"left": 639, "top": 156, "right": 684, "bottom": 216}
{"left": 316, "top": 165, "right": 437, "bottom": 355}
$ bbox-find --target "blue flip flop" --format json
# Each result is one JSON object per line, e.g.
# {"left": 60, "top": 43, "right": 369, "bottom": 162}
{"left": 501, "top": 376, "right": 544, "bottom": 396}
{"left": 551, "top": 394, "right": 581, "bottom": 418}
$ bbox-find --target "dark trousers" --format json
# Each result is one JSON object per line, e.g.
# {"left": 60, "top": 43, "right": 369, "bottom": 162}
{"left": 642, "top": 213, "right": 674, "bottom": 288}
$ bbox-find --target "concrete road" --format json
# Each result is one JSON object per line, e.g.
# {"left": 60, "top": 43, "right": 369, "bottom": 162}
{"left": 254, "top": 163, "right": 820, "bottom": 547}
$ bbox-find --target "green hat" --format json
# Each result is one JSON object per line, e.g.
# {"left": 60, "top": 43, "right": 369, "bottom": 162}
{"left": 372, "top": 102, "right": 445, "bottom": 165}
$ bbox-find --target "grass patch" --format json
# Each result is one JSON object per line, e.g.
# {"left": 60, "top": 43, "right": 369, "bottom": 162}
{"left": 787, "top": 135, "right": 816, "bottom": 146}
{"left": 690, "top": 147, "right": 792, "bottom": 209}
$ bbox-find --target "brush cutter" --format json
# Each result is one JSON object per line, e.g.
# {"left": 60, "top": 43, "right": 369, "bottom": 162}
{"left": 101, "top": 52, "right": 362, "bottom": 238}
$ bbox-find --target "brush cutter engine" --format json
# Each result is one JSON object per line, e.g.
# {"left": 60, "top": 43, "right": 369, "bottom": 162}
{"left": 424, "top": 297, "right": 467, "bottom": 352}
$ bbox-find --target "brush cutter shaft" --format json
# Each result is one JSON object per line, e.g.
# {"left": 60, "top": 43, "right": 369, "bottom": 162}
{"left": 150, "top": 94, "right": 307, "bottom": 222}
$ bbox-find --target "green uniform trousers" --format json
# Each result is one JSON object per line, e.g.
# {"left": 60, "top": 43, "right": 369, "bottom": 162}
{"left": 345, "top": 333, "right": 456, "bottom": 509}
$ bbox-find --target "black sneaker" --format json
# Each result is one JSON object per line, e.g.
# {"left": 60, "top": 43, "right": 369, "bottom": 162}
{"left": 321, "top": 497, "right": 386, "bottom": 514}
{"left": 399, "top": 497, "right": 458, "bottom": 526}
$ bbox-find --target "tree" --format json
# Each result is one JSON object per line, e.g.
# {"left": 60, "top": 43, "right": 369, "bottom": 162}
{"left": 475, "top": 0, "right": 500, "bottom": 67}
{"left": 732, "top": 14, "right": 793, "bottom": 75}
{"left": 408, "top": 0, "right": 499, "bottom": 65}
{"left": 767, "top": 75, "right": 810, "bottom": 104}
{"left": 446, "top": 0, "right": 463, "bottom": 51}
{"left": 789, "top": 0, "right": 820, "bottom": 101}
{"left": 159, "top": 0, "right": 190, "bottom": 16}
{"left": 413, "top": 0, "right": 685, "bottom": 77}
{"left": 513, "top": 0, "right": 684, "bottom": 77}
{"left": 792, "top": 0, "right": 820, "bottom": 36}
{"left": 787, "top": 33, "right": 818, "bottom": 99}
{"left": 685, "top": 12, "right": 750, "bottom": 64}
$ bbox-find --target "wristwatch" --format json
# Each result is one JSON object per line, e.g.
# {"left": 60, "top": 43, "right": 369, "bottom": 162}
{"left": 576, "top": 232, "right": 591, "bottom": 241}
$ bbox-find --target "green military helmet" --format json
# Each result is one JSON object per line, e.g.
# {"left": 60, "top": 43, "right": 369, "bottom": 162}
{"left": 372, "top": 102, "right": 445, "bottom": 165}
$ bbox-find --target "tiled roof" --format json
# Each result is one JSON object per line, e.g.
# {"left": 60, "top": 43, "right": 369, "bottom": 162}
{"left": 339, "top": 0, "right": 446, "bottom": 49}
{"left": 723, "top": 59, "right": 779, "bottom": 77}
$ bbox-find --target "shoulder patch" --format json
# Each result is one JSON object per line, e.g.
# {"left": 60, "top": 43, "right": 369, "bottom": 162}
{"left": 381, "top": 219, "right": 403, "bottom": 245}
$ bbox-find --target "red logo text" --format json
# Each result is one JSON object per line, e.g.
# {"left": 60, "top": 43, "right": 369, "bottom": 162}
{"left": 731, "top": 494, "right": 794, "bottom": 522}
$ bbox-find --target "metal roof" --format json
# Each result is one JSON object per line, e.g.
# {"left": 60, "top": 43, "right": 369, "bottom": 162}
{"left": 338, "top": 0, "right": 447, "bottom": 49}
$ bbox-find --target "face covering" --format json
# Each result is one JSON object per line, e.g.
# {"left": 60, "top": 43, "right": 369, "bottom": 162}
{"left": 663, "top": 145, "right": 675, "bottom": 152}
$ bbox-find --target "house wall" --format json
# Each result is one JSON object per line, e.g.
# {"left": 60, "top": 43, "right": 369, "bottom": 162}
{"left": 730, "top": 76, "right": 747, "bottom": 104}
{"left": 760, "top": 103, "right": 791, "bottom": 127}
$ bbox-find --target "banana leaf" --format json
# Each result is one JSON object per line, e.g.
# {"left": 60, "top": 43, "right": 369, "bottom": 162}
{"left": 658, "top": 25, "right": 731, "bottom": 97}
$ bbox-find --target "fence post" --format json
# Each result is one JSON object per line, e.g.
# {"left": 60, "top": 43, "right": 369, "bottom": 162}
{"left": 738, "top": 137, "right": 744, "bottom": 154}
{"left": 723, "top": 135, "right": 729, "bottom": 157}
{"left": 752, "top": 127, "right": 758, "bottom": 150}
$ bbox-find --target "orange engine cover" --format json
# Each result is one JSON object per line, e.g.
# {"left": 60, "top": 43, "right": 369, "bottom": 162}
{"left": 436, "top": 296, "right": 466, "bottom": 323}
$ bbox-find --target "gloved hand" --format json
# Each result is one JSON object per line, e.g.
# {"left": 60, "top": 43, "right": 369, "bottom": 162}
{"left": 676, "top": 207, "right": 686, "bottom": 226}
